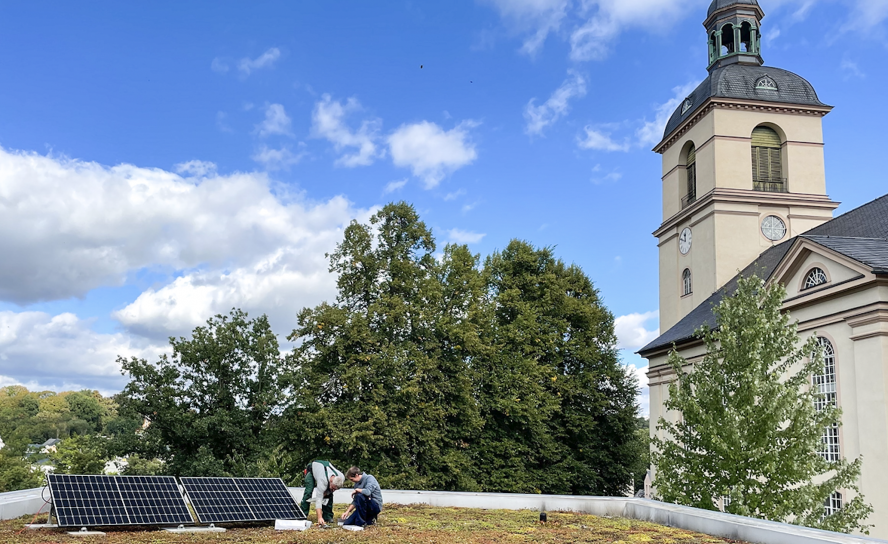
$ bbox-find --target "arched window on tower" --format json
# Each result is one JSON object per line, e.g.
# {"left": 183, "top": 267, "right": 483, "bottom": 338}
{"left": 751, "top": 126, "right": 785, "bottom": 192}
{"left": 682, "top": 269, "right": 692, "bottom": 296}
{"left": 739, "top": 22, "right": 753, "bottom": 52}
{"left": 682, "top": 144, "right": 697, "bottom": 208}
{"left": 812, "top": 337, "right": 840, "bottom": 462}
{"left": 721, "top": 24, "right": 735, "bottom": 55}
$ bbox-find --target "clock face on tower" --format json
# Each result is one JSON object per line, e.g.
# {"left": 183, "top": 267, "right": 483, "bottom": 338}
{"left": 679, "top": 227, "right": 692, "bottom": 255}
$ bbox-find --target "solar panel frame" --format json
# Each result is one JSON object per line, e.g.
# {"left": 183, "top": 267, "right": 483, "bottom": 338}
{"left": 47, "top": 474, "right": 194, "bottom": 528}
{"left": 180, "top": 477, "right": 304, "bottom": 523}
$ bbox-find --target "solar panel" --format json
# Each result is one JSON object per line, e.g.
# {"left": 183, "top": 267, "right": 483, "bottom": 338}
{"left": 47, "top": 474, "right": 194, "bottom": 528}
{"left": 180, "top": 477, "right": 304, "bottom": 523}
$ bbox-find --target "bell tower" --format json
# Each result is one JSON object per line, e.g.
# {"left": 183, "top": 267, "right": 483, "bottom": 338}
{"left": 653, "top": 0, "right": 838, "bottom": 332}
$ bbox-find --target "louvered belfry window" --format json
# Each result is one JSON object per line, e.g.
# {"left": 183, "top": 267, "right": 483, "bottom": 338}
{"left": 751, "top": 126, "right": 784, "bottom": 192}
{"left": 684, "top": 145, "right": 697, "bottom": 207}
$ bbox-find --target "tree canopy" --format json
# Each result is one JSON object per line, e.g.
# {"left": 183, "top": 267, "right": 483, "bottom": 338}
{"left": 117, "top": 309, "right": 288, "bottom": 477}
{"left": 652, "top": 274, "right": 872, "bottom": 533}
{"left": 284, "top": 202, "right": 484, "bottom": 490}
{"left": 284, "top": 202, "right": 640, "bottom": 494}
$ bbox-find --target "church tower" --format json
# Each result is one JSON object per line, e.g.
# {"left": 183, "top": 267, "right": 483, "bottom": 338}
{"left": 654, "top": 0, "right": 838, "bottom": 332}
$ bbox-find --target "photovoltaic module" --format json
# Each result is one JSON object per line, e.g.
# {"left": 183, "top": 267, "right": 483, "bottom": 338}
{"left": 180, "top": 477, "right": 305, "bottom": 523}
{"left": 47, "top": 474, "right": 194, "bottom": 527}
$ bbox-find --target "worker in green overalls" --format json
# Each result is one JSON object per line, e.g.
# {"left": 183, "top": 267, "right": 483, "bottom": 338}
{"left": 300, "top": 460, "right": 344, "bottom": 527}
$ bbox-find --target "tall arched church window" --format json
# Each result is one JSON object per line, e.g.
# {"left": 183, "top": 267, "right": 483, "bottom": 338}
{"left": 682, "top": 145, "right": 697, "bottom": 208}
{"left": 682, "top": 269, "right": 692, "bottom": 296}
{"left": 812, "top": 337, "right": 840, "bottom": 462}
{"left": 751, "top": 126, "right": 784, "bottom": 192}
{"left": 824, "top": 492, "right": 843, "bottom": 517}
{"left": 803, "top": 267, "right": 828, "bottom": 289}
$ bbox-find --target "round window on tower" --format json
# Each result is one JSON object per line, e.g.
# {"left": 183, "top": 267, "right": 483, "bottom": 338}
{"left": 761, "top": 215, "right": 787, "bottom": 241}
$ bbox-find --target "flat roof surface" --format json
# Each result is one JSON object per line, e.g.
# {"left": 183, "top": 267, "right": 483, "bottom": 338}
{"left": 6, "top": 503, "right": 749, "bottom": 543}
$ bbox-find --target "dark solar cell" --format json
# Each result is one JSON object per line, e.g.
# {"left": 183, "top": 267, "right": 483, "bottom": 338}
{"left": 47, "top": 474, "right": 193, "bottom": 528}
{"left": 181, "top": 477, "right": 304, "bottom": 523}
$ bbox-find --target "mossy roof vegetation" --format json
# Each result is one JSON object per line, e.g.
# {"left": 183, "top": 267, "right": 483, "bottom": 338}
{"left": 4, "top": 504, "right": 750, "bottom": 544}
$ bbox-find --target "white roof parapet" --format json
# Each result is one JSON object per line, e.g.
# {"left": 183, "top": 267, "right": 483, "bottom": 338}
{"left": 3, "top": 486, "right": 884, "bottom": 543}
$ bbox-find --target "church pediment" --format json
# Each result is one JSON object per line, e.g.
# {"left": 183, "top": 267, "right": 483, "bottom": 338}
{"left": 769, "top": 236, "right": 877, "bottom": 304}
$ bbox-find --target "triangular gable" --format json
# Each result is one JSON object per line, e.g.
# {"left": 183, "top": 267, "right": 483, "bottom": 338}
{"left": 768, "top": 237, "right": 871, "bottom": 301}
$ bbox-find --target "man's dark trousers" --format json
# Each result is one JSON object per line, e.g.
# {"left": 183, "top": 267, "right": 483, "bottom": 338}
{"left": 342, "top": 493, "right": 380, "bottom": 526}
{"left": 300, "top": 471, "right": 334, "bottom": 523}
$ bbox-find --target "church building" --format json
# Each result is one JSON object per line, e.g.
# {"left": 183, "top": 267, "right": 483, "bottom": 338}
{"left": 638, "top": 0, "right": 888, "bottom": 536}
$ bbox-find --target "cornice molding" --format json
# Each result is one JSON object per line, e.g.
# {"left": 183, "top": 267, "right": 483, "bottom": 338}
{"left": 654, "top": 97, "right": 833, "bottom": 154}
{"left": 653, "top": 188, "right": 839, "bottom": 238}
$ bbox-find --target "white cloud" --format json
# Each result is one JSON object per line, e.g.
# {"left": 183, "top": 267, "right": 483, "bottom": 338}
{"left": 0, "top": 146, "right": 378, "bottom": 392}
{"left": 845, "top": 0, "right": 888, "bottom": 30}
{"left": 571, "top": 0, "right": 688, "bottom": 61}
{"left": 256, "top": 103, "right": 293, "bottom": 137}
{"left": 211, "top": 58, "right": 229, "bottom": 74}
{"left": 175, "top": 160, "right": 217, "bottom": 177}
{"left": 113, "top": 250, "right": 337, "bottom": 341}
{"left": 383, "top": 179, "right": 408, "bottom": 194}
{"left": 388, "top": 121, "right": 478, "bottom": 188}
{"left": 841, "top": 57, "right": 865, "bottom": 79}
{"left": 444, "top": 189, "right": 466, "bottom": 201}
{"left": 636, "top": 80, "right": 700, "bottom": 148}
{"left": 578, "top": 126, "right": 630, "bottom": 152}
{"left": 251, "top": 144, "right": 305, "bottom": 170}
{"left": 482, "top": 0, "right": 570, "bottom": 55}
{"left": 486, "top": 0, "right": 686, "bottom": 61}
{"left": 569, "top": 15, "right": 621, "bottom": 61}
{"left": 447, "top": 228, "right": 486, "bottom": 244}
{"left": 311, "top": 95, "right": 382, "bottom": 167}
{"left": 0, "top": 311, "right": 165, "bottom": 393}
{"left": 614, "top": 310, "right": 660, "bottom": 350}
{"left": 524, "top": 70, "right": 587, "bottom": 136}
{"left": 0, "top": 146, "right": 362, "bottom": 306}
{"left": 237, "top": 47, "right": 281, "bottom": 76}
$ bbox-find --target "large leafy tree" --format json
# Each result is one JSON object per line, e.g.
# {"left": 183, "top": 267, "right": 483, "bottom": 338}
{"left": 474, "top": 240, "right": 639, "bottom": 495}
{"left": 0, "top": 451, "right": 42, "bottom": 492}
{"left": 285, "top": 202, "right": 484, "bottom": 490}
{"left": 652, "top": 275, "right": 872, "bottom": 533}
{"left": 117, "top": 309, "right": 287, "bottom": 476}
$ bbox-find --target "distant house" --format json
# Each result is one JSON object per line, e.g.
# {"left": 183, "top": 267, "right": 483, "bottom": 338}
{"left": 26, "top": 438, "right": 61, "bottom": 457}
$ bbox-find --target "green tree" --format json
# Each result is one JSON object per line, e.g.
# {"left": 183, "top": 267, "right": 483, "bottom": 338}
{"left": 285, "top": 202, "right": 484, "bottom": 490}
{"left": 66, "top": 390, "right": 108, "bottom": 433}
{"left": 116, "top": 309, "right": 287, "bottom": 476}
{"left": 652, "top": 274, "right": 872, "bottom": 533}
{"left": 0, "top": 451, "right": 42, "bottom": 492}
{"left": 474, "top": 240, "right": 639, "bottom": 495}
{"left": 630, "top": 417, "right": 650, "bottom": 493}
{"left": 50, "top": 435, "right": 108, "bottom": 475}
{"left": 121, "top": 455, "right": 165, "bottom": 476}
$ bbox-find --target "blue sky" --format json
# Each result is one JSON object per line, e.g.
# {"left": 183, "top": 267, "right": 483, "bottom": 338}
{"left": 0, "top": 0, "right": 885, "bottom": 414}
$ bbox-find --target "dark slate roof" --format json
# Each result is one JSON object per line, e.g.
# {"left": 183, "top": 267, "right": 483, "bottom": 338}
{"left": 639, "top": 240, "right": 792, "bottom": 355}
{"left": 639, "top": 193, "right": 888, "bottom": 356}
{"left": 806, "top": 193, "right": 888, "bottom": 239}
{"left": 662, "top": 64, "right": 828, "bottom": 141}
{"left": 708, "top": 0, "right": 760, "bottom": 17}
{"left": 803, "top": 236, "right": 888, "bottom": 273}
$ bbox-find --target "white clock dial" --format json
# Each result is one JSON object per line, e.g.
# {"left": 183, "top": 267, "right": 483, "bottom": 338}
{"left": 679, "top": 227, "right": 692, "bottom": 255}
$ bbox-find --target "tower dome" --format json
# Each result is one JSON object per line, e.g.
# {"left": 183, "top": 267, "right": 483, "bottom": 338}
{"left": 707, "top": 0, "right": 761, "bottom": 18}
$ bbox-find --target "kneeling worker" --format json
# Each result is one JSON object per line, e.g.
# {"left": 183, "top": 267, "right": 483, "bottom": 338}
{"left": 340, "top": 466, "right": 382, "bottom": 526}
{"left": 300, "top": 460, "right": 344, "bottom": 527}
